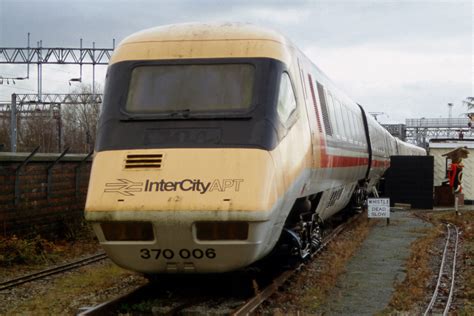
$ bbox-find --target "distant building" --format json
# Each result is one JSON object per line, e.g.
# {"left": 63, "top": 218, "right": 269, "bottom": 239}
{"left": 405, "top": 117, "right": 473, "bottom": 147}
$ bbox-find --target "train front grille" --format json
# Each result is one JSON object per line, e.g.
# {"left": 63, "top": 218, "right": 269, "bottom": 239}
{"left": 124, "top": 153, "right": 163, "bottom": 169}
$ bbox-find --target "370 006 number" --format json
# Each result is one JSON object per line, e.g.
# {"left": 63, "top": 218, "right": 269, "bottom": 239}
{"left": 139, "top": 248, "right": 216, "bottom": 260}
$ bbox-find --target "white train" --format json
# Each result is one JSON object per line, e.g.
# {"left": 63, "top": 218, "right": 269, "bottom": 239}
{"left": 85, "top": 23, "right": 425, "bottom": 274}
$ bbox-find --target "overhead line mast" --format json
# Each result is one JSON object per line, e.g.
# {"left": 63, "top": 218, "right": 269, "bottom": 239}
{"left": 0, "top": 33, "right": 115, "bottom": 99}
{"left": 1, "top": 34, "right": 115, "bottom": 152}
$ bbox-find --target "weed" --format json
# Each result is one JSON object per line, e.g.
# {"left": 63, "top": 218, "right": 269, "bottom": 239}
{"left": 271, "top": 213, "right": 375, "bottom": 312}
{"left": 386, "top": 210, "right": 474, "bottom": 314}
{"left": 0, "top": 235, "right": 63, "bottom": 266}
{"left": 4, "top": 262, "right": 146, "bottom": 315}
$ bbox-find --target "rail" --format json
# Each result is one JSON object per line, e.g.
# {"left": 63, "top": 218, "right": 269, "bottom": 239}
{"left": 231, "top": 213, "right": 359, "bottom": 315}
{"left": 423, "top": 223, "right": 460, "bottom": 316}
{"left": 0, "top": 252, "right": 107, "bottom": 291}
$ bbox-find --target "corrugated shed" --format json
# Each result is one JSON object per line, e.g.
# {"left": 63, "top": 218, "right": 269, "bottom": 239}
{"left": 429, "top": 143, "right": 473, "bottom": 201}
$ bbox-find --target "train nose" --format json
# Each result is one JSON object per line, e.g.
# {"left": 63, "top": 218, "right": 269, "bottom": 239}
{"left": 85, "top": 147, "right": 281, "bottom": 273}
{"left": 92, "top": 219, "right": 276, "bottom": 273}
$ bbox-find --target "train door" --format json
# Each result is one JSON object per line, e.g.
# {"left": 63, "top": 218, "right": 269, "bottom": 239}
{"left": 296, "top": 58, "right": 316, "bottom": 167}
{"left": 297, "top": 58, "right": 321, "bottom": 168}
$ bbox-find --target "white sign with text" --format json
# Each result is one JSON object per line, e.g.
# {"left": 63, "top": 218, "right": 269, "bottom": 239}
{"left": 368, "top": 198, "right": 390, "bottom": 218}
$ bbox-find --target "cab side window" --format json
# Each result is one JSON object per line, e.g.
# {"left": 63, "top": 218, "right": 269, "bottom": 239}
{"left": 277, "top": 73, "right": 297, "bottom": 125}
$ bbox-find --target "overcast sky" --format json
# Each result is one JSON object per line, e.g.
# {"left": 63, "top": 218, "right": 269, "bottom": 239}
{"left": 0, "top": 0, "right": 472, "bottom": 123}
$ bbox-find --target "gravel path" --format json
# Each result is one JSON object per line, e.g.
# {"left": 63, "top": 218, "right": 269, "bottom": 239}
{"left": 318, "top": 209, "right": 431, "bottom": 315}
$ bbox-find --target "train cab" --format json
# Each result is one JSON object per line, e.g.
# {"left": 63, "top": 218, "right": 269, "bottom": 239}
{"left": 85, "top": 23, "right": 312, "bottom": 273}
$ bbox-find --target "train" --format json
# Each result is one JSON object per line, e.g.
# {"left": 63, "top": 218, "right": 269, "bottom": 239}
{"left": 84, "top": 23, "right": 426, "bottom": 274}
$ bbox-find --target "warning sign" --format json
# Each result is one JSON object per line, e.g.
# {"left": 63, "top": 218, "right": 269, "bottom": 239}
{"left": 368, "top": 198, "right": 390, "bottom": 218}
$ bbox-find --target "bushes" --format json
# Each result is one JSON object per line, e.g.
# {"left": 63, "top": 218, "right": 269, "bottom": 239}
{"left": 0, "top": 235, "right": 63, "bottom": 266}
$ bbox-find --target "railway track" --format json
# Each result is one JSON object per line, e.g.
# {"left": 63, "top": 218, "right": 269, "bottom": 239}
{"left": 231, "top": 213, "right": 358, "bottom": 315}
{"left": 0, "top": 252, "right": 108, "bottom": 291}
{"left": 423, "top": 223, "right": 460, "bottom": 316}
{"left": 80, "top": 212, "right": 362, "bottom": 315}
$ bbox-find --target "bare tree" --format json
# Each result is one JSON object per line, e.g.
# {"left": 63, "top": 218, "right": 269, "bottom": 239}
{"left": 20, "top": 112, "right": 59, "bottom": 152}
{"left": 61, "top": 83, "right": 102, "bottom": 153}
{"left": 0, "top": 115, "right": 10, "bottom": 151}
{"left": 0, "top": 83, "right": 102, "bottom": 153}
{"left": 464, "top": 97, "right": 474, "bottom": 110}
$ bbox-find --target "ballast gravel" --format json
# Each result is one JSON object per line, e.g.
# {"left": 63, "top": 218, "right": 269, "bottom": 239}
{"left": 0, "top": 260, "right": 147, "bottom": 315}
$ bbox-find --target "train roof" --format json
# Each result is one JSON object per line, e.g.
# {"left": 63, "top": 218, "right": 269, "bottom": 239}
{"left": 121, "top": 22, "right": 288, "bottom": 44}
{"left": 110, "top": 22, "right": 293, "bottom": 64}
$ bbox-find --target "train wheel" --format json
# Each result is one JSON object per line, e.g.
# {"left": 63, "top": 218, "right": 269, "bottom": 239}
{"left": 351, "top": 183, "right": 368, "bottom": 211}
{"left": 284, "top": 213, "right": 322, "bottom": 260}
{"left": 310, "top": 217, "right": 322, "bottom": 251}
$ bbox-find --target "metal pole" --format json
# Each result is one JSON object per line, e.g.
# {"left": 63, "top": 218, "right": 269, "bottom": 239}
{"left": 92, "top": 41, "right": 95, "bottom": 97}
{"left": 26, "top": 33, "right": 30, "bottom": 79}
{"left": 80, "top": 39, "right": 83, "bottom": 80}
{"left": 10, "top": 93, "right": 17, "bottom": 152}
{"left": 448, "top": 103, "right": 453, "bottom": 138}
{"left": 47, "top": 147, "right": 69, "bottom": 199}
{"left": 37, "top": 40, "right": 42, "bottom": 101}
{"left": 57, "top": 105, "right": 62, "bottom": 152}
{"left": 15, "top": 146, "right": 39, "bottom": 205}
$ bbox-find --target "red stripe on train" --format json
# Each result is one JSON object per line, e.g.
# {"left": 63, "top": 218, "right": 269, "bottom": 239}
{"left": 321, "top": 155, "right": 368, "bottom": 168}
{"left": 320, "top": 155, "right": 390, "bottom": 169}
{"left": 371, "top": 160, "right": 390, "bottom": 168}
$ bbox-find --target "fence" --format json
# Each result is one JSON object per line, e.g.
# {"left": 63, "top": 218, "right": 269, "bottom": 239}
{"left": 0, "top": 151, "right": 92, "bottom": 238}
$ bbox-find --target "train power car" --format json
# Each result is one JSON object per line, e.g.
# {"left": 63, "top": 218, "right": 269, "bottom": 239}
{"left": 85, "top": 23, "right": 425, "bottom": 274}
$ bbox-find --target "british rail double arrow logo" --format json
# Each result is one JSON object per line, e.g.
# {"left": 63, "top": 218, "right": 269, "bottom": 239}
{"left": 104, "top": 179, "right": 143, "bottom": 196}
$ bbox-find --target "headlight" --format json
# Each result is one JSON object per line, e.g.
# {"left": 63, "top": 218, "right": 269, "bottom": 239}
{"left": 195, "top": 222, "right": 248, "bottom": 240}
{"left": 100, "top": 222, "right": 154, "bottom": 241}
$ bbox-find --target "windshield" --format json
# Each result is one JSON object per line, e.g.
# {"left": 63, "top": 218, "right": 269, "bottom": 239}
{"left": 125, "top": 64, "right": 255, "bottom": 114}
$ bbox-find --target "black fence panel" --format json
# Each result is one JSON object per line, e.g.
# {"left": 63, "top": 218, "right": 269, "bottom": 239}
{"left": 384, "top": 156, "right": 434, "bottom": 209}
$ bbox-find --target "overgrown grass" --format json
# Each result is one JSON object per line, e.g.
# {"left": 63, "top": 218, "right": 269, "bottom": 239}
{"left": 429, "top": 210, "right": 474, "bottom": 315}
{"left": 0, "top": 235, "right": 64, "bottom": 266}
{"left": 385, "top": 210, "right": 474, "bottom": 314}
{"left": 386, "top": 225, "right": 443, "bottom": 311}
{"left": 268, "top": 213, "right": 375, "bottom": 312}
{"left": 0, "top": 222, "right": 98, "bottom": 268}
{"left": 4, "top": 262, "right": 144, "bottom": 315}
{"left": 301, "top": 214, "right": 375, "bottom": 309}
